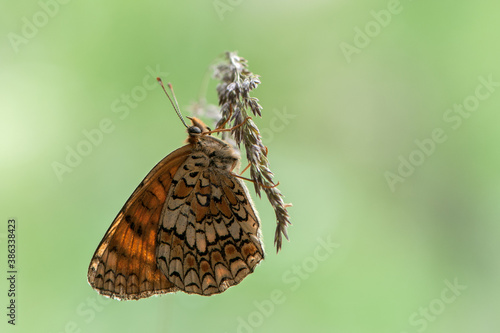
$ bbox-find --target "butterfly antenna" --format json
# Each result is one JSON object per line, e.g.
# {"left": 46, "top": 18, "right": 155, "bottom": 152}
{"left": 157, "top": 77, "right": 189, "bottom": 128}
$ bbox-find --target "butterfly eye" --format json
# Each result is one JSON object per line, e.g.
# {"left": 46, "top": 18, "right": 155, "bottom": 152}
{"left": 188, "top": 126, "right": 202, "bottom": 134}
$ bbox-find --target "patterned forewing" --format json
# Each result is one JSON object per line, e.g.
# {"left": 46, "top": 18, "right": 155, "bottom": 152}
{"left": 156, "top": 151, "right": 264, "bottom": 295}
{"left": 87, "top": 145, "right": 192, "bottom": 300}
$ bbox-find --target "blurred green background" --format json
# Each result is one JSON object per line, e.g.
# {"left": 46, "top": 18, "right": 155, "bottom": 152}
{"left": 2, "top": 0, "right": 500, "bottom": 332}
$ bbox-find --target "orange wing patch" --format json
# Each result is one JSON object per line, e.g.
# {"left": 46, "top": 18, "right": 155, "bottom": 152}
{"left": 87, "top": 145, "right": 192, "bottom": 300}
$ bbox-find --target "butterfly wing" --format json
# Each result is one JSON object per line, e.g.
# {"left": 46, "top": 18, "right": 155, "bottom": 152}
{"left": 87, "top": 145, "right": 193, "bottom": 300}
{"left": 156, "top": 152, "right": 264, "bottom": 296}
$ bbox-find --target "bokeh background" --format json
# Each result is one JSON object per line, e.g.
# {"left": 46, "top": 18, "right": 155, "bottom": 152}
{"left": 2, "top": 1, "right": 500, "bottom": 332}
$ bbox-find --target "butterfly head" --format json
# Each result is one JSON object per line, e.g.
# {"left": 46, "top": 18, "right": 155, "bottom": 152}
{"left": 186, "top": 117, "right": 211, "bottom": 144}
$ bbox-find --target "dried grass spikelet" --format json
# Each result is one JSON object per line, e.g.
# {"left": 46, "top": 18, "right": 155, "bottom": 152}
{"left": 212, "top": 51, "right": 292, "bottom": 252}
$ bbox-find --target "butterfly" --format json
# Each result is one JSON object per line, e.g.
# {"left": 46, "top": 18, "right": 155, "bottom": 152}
{"left": 87, "top": 81, "right": 264, "bottom": 300}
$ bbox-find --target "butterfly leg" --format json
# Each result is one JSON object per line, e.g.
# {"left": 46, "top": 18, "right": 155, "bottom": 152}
{"left": 239, "top": 162, "right": 251, "bottom": 176}
{"left": 239, "top": 145, "right": 269, "bottom": 176}
{"left": 231, "top": 173, "right": 280, "bottom": 189}
{"left": 204, "top": 116, "right": 251, "bottom": 136}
